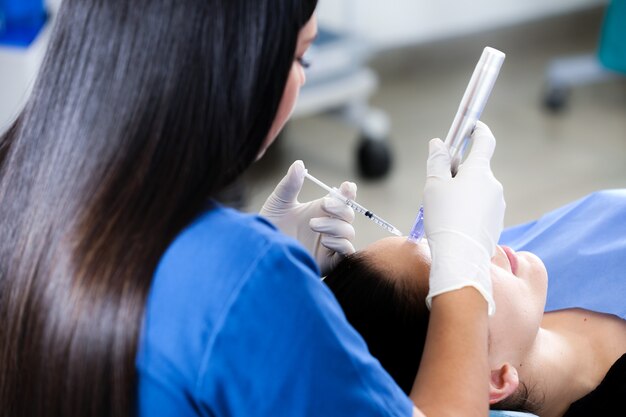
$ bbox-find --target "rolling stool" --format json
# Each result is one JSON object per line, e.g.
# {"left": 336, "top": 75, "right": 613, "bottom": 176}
{"left": 543, "top": 0, "right": 626, "bottom": 112}
{"left": 293, "top": 28, "right": 393, "bottom": 179}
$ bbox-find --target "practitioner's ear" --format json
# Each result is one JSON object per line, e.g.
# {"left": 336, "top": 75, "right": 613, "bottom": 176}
{"left": 489, "top": 363, "right": 520, "bottom": 404}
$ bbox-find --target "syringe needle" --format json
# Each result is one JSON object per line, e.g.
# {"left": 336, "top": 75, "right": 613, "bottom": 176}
{"left": 304, "top": 171, "right": 403, "bottom": 237}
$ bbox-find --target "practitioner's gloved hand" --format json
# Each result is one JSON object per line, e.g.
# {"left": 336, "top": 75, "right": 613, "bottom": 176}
{"left": 260, "top": 160, "right": 357, "bottom": 276}
{"left": 423, "top": 121, "right": 505, "bottom": 315}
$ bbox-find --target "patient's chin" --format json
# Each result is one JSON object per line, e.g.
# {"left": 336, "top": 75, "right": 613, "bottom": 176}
{"left": 520, "top": 252, "right": 548, "bottom": 292}
{"left": 523, "top": 252, "right": 546, "bottom": 275}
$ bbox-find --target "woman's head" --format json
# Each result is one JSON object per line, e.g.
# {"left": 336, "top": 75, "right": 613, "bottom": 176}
{"left": 18, "top": 0, "right": 318, "bottom": 189}
{"left": 260, "top": 14, "right": 318, "bottom": 158}
{"left": 324, "top": 236, "right": 548, "bottom": 413}
{"left": 0, "top": 1, "right": 317, "bottom": 416}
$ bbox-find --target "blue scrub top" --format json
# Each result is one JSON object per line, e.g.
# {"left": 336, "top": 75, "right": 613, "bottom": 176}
{"left": 136, "top": 204, "right": 412, "bottom": 417}
{"left": 500, "top": 189, "right": 626, "bottom": 320}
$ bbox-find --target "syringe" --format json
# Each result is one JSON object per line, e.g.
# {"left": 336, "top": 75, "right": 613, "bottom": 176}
{"left": 304, "top": 171, "right": 403, "bottom": 237}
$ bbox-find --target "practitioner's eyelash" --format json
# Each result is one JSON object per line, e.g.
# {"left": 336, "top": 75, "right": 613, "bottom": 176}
{"left": 296, "top": 57, "right": 311, "bottom": 69}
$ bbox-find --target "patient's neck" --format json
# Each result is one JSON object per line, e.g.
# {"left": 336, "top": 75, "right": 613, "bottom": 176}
{"left": 524, "top": 309, "right": 626, "bottom": 417}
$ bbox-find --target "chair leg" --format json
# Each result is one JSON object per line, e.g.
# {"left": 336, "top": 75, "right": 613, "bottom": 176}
{"left": 336, "top": 101, "right": 393, "bottom": 179}
{"left": 543, "top": 53, "right": 621, "bottom": 111}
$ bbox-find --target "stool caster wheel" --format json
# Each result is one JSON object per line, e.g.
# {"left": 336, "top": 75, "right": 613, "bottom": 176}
{"left": 543, "top": 86, "right": 569, "bottom": 112}
{"left": 356, "top": 136, "right": 392, "bottom": 179}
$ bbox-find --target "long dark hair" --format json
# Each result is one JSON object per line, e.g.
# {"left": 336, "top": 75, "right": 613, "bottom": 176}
{"left": 0, "top": 0, "right": 317, "bottom": 415}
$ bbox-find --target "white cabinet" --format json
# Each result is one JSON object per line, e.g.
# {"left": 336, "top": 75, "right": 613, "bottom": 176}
{"left": 0, "top": 0, "right": 609, "bottom": 129}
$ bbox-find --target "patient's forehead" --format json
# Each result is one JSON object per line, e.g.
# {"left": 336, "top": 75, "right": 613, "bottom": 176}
{"left": 361, "top": 236, "right": 431, "bottom": 286}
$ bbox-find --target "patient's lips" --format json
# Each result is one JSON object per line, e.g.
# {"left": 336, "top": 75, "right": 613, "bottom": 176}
{"left": 501, "top": 245, "right": 518, "bottom": 276}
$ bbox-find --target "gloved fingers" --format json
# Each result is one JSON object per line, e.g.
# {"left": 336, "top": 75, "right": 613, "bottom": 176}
{"left": 319, "top": 234, "right": 356, "bottom": 256}
{"left": 269, "top": 160, "right": 306, "bottom": 204}
{"left": 309, "top": 217, "right": 356, "bottom": 242}
{"left": 426, "top": 138, "right": 452, "bottom": 180}
{"left": 322, "top": 253, "right": 345, "bottom": 276}
{"left": 462, "top": 121, "right": 496, "bottom": 170}
{"left": 337, "top": 181, "right": 357, "bottom": 201}
{"left": 321, "top": 196, "right": 355, "bottom": 223}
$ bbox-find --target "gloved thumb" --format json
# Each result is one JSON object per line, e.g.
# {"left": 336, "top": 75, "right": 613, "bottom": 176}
{"left": 271, "top": 160, "right": 306, "bottom": 203}
{"left": 426, "top": 138, "right": 452, "bottom": 180}
{"left": 337, "top": 181, "right": 357, "bottom": 201}
{"left": 463, "top": 121, "right": 496, "bottom": 170}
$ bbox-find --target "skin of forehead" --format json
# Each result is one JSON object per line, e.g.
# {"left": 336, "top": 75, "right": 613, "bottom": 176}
{"left": 361, "top": 237, "right": 432, "bottom": 292}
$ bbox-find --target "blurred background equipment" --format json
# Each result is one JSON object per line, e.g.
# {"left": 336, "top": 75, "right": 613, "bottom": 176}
{"left": 599, "top": 0, "right": 626, "bottom": 74}
{"left": 0, "top": 0, "right": 46, "bottom": 47}
{"left": 244, "top": 0, "right": 625, "bottom": 251}
{"left": 0, "top": 0, "right": 624, "bottom": 252}
{"left": 293, "top": 26, "right": 393, "bottom": 179}
{"left": 543, "top": 0, "right": 626, "bottom": 111}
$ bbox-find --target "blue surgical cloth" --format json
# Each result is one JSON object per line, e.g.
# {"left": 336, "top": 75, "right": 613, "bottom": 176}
{"left": 500, "top": 189, "right": 626, "bottom": 320}
{"left": 136, "top": 204, "right": 412, "bottom": 417}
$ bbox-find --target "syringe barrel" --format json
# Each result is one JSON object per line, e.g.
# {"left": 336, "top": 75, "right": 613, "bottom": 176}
{"left": 444, "top": 47, "right": 505, "bottom": 175}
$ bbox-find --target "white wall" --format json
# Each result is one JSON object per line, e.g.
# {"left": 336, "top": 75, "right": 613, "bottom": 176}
{"left": 317, "top": 0, "right": 607, "bottom": 49}
{"left": 1, "top": 0, "right": 609, "bottom": 129}
{"left": 45, "top": 0, "right": 610, "bottom": 49}
{"left": 0, "top": 5, "right": 53, "bottom": 131}
{"left": 0, "top": 38, "right": 47, "bottom": 129}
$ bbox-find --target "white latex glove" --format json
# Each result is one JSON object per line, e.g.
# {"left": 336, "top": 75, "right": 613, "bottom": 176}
{"left": 423, "top": 121, "right": 505, "bottom": 315}
{"left": 260, "top": 160, "right": 357, "bottom": 276}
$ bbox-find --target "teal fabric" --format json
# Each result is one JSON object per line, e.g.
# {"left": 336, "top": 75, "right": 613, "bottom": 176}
{"left": 490, "top": 412, "right": 538, "bottom": 417}
{"left": 598, "top": 0, "right": 626, "bottom": 73}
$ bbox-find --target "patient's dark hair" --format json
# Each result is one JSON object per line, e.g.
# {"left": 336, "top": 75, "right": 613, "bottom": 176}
{"left": 325, "top": 252, "right": 542, "bottom": 414}
{"left": 324, "top": 252, "right": 430, "bottom": 393}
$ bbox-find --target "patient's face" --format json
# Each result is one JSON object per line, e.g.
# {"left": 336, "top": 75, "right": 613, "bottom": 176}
{"left": 362, "top": 236, "right": 548, "bottom": 367}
